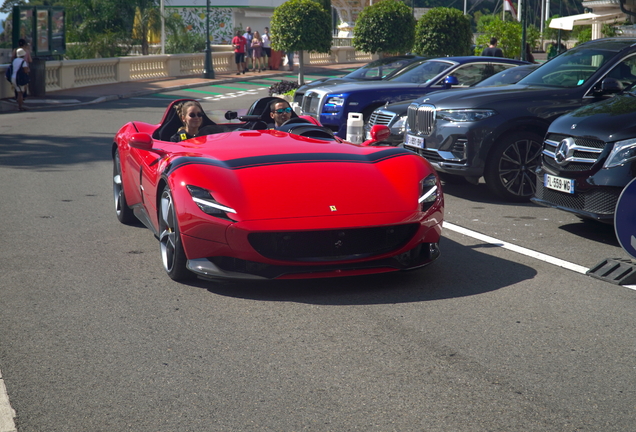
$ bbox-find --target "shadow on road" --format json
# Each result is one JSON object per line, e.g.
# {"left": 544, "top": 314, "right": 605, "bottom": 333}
{"left": 558, "top": 220, "right": 620, "bottom": 246}
{"left": 190, "top": 237, "right": 536, "bottom": 305}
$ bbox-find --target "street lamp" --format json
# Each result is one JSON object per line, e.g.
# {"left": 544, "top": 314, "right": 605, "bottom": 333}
{"left": 203, "top": 0, "right": 215, "bottom": 79}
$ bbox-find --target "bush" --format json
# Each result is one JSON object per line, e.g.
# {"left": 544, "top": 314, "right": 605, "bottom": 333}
{"left": 353, "top": 0, "right": 415, "bottom": 55}
{"left": 414, "top": 7, "right": 472, "bottom": 57}
{"left": 269, "top": 80, "right": 300, "bottom": 97}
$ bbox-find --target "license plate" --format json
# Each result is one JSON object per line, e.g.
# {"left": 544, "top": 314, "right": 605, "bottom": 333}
{"left": 406, "top": 134, "right": 425, "bottom": 149}
{"left": 544, "top": 174, "right": 575, "bottom": 194}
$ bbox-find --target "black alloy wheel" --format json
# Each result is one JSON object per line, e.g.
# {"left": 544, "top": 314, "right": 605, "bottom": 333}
{"left": 484, "top": 132, "right": 543, "bottom": 202}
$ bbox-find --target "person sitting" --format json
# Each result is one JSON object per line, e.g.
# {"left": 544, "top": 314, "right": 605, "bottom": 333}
{"left": 269, "top": 100, "right": 293, "bottom": 128}
{"left": 170, "top": 100, "right": 227, "bottom": 142}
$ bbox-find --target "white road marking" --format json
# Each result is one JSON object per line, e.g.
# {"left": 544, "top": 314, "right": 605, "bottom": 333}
{"left": 0, "top": 370, "right": 16, "bottom": 432}
{"left": 443, "top": 221, "right": 590, "bottom": 274}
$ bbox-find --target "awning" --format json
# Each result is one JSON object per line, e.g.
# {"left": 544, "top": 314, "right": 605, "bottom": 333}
{"left": 549, "top": 12, "right": 625, "bottom": 30}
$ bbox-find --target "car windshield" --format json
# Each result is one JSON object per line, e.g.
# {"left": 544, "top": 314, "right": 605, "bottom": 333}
{"left": 474, "top": 65, "right": 539, "bottom": 87}
{"left": 388, "top": 60, "right": 453, "bottom": 84}
{"left": 518, "top": 48, "right": 620, "bottom": 88}
{"left": 343, "top": 57, "right": 417, "bottom": 80}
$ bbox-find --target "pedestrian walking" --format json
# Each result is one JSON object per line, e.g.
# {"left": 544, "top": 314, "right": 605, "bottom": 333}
{"left": 10, "top": 48, "right": 30, "bottom": 111}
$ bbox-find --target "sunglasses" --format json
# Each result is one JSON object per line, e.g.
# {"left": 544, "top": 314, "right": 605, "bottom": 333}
{"left": 273, "top": 107, "right": 292, "bottom": 114}
{"left": 188, "top": 112, "right": 203, "bottom": 118}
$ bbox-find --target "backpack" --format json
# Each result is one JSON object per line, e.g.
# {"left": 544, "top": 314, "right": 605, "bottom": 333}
{"left": 4, "top": 60, "right": 29, "bottom": 86}
{"left": 16, "top": 60, "right": 29, "bottom": 86}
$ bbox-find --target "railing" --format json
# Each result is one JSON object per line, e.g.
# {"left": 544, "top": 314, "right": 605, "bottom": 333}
{"left": 1, "top": 45, "right": 377, "bottom": 100}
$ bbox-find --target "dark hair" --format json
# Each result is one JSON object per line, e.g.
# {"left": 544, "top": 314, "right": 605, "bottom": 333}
{"left": 18, "top": 38, "right": 27, "bottom": 47}
{"left": 490, "top": 37, "right": 498, "bottom": 45}
{"left": 270, "top": 99, "right": 290, "bottom": 112}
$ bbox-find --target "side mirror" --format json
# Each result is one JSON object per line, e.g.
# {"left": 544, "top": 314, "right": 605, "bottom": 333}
{"left": 599, "top": 77, "right": 623, "bottom": 95}
{"left": 444, "top": 75, "right": 459, "bottom": 89}
{"left": 360, "top": 125, "right": 392, "bottom": 146}
{"left": 128, "top": 133, "right": 154, "bottom": 150}
{"left": 225, "top": 110, "right": 238, "bottom": 120}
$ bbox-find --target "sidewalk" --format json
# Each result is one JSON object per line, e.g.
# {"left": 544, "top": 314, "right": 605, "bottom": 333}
{"left": 0, "top": 63, "right": 367, "bottom": 112}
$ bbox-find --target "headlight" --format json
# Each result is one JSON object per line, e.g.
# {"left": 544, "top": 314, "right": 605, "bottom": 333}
{"left": 419, "top": 174, "right": 439, "bottom": 211}
{"left": 604, "top": 138, "right": 636, "bottom": 168}
{"left": 390, "top": 116, "right": 407, "bottom": 135}
{"left": 186, "top": 185, "right": 236, "bottom": 219}
{"left": 323, "top": 95, "right": 345, "bottom": 113}
{"left": 436, "top": 109, "right": 496, "bottom": 122}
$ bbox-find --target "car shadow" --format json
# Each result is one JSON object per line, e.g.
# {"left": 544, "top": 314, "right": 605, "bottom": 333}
{"left": 185, "top": 237, "right": 537, "bottom": 305}
{"left": 558, "top": 220, "right": 620, "bottom": 246}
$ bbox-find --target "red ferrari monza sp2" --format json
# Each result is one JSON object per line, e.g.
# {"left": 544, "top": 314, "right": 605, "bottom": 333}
{"left": 112, "top": 98, "right": 444, "bottom": 281}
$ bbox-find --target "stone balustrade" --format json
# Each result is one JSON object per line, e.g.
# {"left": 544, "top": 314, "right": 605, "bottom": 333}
{"left": 1, "top": 46, "right": 375, "bottom": 100}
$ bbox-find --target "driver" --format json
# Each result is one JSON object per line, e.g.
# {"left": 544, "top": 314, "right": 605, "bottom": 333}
{"left": 269, "top": 100, "right": 293, "bottom": 128}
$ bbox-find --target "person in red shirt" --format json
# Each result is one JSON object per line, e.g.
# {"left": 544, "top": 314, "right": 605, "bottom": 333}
{"left": 232, "top": 30, "right": 247, "bottom": 75}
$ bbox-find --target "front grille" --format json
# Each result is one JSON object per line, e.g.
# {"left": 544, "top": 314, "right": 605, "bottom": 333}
{"left": 535, "top": 178, "right": 621, "bottom": 215}
{"left": 301, "top": 92, "right": 322, "bottom": 115}
{"left": 368, "top": 110, "right": 397, "bottom": 127}
{"left": 248, "top": 224, "right": 419, "bottom": 262}
{"left": 542, "top": 133, "right": 606, "bottom": 172}
{"left": 407, "top": 103, "right": 435, "bottom": 136}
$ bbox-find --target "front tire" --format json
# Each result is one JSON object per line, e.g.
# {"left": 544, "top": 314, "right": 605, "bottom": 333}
{"left": 484, "top": 132, "right": 542, "bottom": 202}
{"left": 159, "top": 186, "right": 195, "bottom": 281}
{"left": 113, "top": 149, "right": 136, "bottom": 224}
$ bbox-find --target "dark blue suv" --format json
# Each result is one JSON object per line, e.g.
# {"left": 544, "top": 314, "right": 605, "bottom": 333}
{"left": 300, "top": 56, "right": 528, "bottom": 138}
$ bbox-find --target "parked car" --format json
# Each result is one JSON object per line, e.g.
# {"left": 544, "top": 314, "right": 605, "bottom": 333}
{"left": 112, "top": 98, "right": 444, "bottom": 281}
{"left": 531, "top": 90, "right": 636, "bottom": 222}
{"left": 403, "top": 38, "right": 636, "bottom": 202}
{"left": 366, "top": 64, "right": 541, "bottom": 146}
{"left": 300, "top": 56, "right": 529, "bottom": 138}
{"left": 293, "top": 55, "right": 426, "bottom": 104}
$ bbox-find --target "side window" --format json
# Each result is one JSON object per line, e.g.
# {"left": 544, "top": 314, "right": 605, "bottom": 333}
{"left": 606, "top": 56, "right": 636, "bottom": 88}
{"left": 443, "top": 64, "right": 516, "bottom": 87}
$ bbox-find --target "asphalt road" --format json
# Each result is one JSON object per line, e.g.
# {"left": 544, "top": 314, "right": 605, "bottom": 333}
{"left": 0, "top": 78, "right": 635, "bottom": 431}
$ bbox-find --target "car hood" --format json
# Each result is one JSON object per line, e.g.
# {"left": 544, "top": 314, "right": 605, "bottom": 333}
{"left": 166, "top": 130, "right": 432, "bottom": 221}
{"left": 308, "top": 81, "right": 431, "bottom": 95}
{"left": 549, "top": 92, "right": 636, "bottom": 142}
{"left": 297, "top": 78, "right": 357, "bottom": 92}
{"left": 379, "top": 100, "right": 415, "bottom": 116}
{"left": 414, "top": 84, "right": 581, "bottom": 109}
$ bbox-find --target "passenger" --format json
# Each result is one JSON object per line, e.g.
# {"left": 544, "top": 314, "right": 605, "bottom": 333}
{"left": 169, "top": 101, "right": 207, "bottom": 142}
{"left": 269, "top": 100, "right": 292, "bottom": 128}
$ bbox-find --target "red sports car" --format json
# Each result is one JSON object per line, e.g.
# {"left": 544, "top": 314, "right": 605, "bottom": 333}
{"left": 112, "top": 98, "right": 444, "bottom": 280}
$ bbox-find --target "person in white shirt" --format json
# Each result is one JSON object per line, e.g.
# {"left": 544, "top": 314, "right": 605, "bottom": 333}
{"left": 262, "top": 27, "right": 272, "bottom": 70}
{"left": 11, "top": 48, "right": 30, "bottom": 111}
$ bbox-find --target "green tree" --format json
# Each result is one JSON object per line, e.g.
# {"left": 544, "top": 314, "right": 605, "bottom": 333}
{"left": 414, "top": 7, "right": 472, "bottom": 57}
{"left": 352, "top": 0, "right": 415, "bottom": 55}
{"left": 270, "top": 0, "right": 331, "bottom": 84}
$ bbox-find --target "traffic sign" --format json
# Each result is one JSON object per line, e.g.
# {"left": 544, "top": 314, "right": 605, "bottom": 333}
{"left": 615, "top": 177, "right": 636, "bottom": 260}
